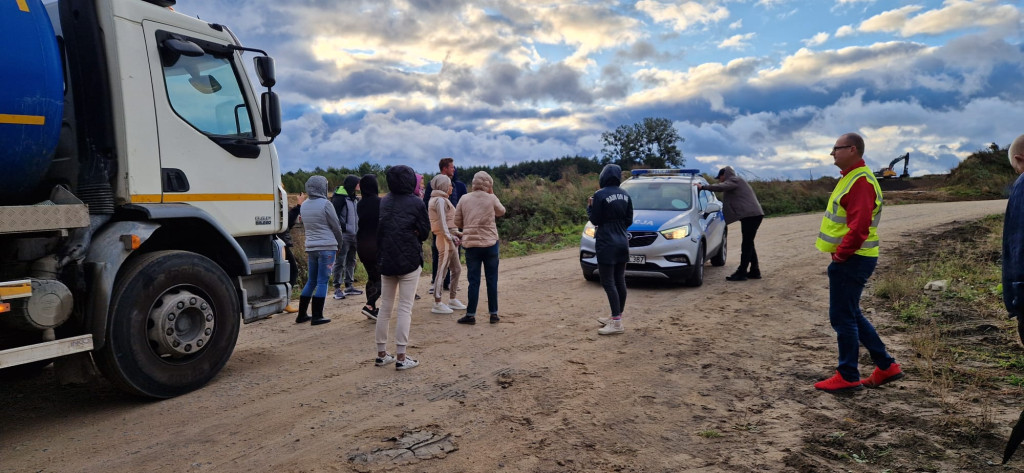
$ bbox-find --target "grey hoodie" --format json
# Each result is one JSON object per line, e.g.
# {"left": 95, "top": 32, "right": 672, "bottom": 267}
{"left": 301, "top": 175, "right": 345, "bottom": 252}
{"left": 702, "top": 166, "right": 764, "bottom": 224}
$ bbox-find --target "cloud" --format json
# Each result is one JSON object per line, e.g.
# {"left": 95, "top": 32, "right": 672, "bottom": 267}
{"left": 859, "top": 1, "right": 1022, "bottom": 37}
{"left": 835, "top": 25, "right": 856, "bottom": 38}
{"left": 636, "top": 1, "right": 730, "bottom": 32}
{"left": 719, "top": 33, "right": 757, "bottom": 50}
{"left": 803, "top": 32, "right": 830, "bottom": 47}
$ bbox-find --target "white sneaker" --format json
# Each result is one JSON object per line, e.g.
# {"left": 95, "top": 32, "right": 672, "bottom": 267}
{"left": 395, "top": 356, "right": 419, "bottom": 370}
{"left": 598, "top": 319, "right": 624, "bottom": 335}
{"left": 375, "top": 353, "right": 395, "bottom": 366}
{"left": 431, "top": 302, "right": 453, "bottom": 314}
{"left": 597, "top": 317, "right": 611, "bottom": 326}
{"left": 448, "top": 299, "right": 467, "bottom": 310}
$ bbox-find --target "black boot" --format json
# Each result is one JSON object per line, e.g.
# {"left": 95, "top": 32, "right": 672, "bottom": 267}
{"left": 310, "top": 297, "right": 331, "bottom": 325}
{"left": 295, "top": 296, "right": 312, "bottom": 323}
{"left": 747, "top": 265, "right": 761, "bottom": 279}
{"left": 725, "top": 269, "right": 747, "bottom": 282}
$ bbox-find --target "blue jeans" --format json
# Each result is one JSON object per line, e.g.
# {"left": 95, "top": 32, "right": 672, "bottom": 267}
{"left": 301, "top": 250, "right": 335, "bottom": 298}
{"left": 828, "top": 255, "right": 895, "bottom": 381}
{"left": 464, "top": 243, "right": 499, "bottom": 316}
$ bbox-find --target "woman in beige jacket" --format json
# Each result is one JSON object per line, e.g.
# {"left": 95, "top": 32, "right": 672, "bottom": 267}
{"left": 428, "top": 174, "right": 464, "bottom": 314}
{"left": 453, "top": 171, "right": 506, "bottom": 324}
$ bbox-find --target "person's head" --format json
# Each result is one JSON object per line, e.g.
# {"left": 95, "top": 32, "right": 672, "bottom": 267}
{"left": 830, "top": 132, "right": 865, "bottom": 170}
{"left": 439, "top": 157, "right": 455, "bottom": 177}
{"left": 343, "top": 175, "right": 360, "bottom": 197}
{"left": 385, "top": 165, "right": 416, "bottom": 195}
{"left": 359, "top": 174, "right": 379, "bottom": 198}
{"left": 598, "top": 164, "right": 622, "bottom": 188}
{"left": 471, "top": 171, "right": 494, "bottom": 193}
{"left": 414, "top": 173, "right": 424, "bottom": 197}
{"left": 430, "top": 173, "right": 452, "bottom": 196}
{"left": 304, "top": 175, "right": 329, "bottom": 199}
{"left": 716, "top": 166, "right": 736, "bottom": 181}
{"left": 1010, "top": 134, "right": 1024, "bottom": 175}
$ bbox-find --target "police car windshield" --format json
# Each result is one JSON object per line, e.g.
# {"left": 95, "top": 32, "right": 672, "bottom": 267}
{"left": 620, "top": 180, "right": 692, "bottom": 211}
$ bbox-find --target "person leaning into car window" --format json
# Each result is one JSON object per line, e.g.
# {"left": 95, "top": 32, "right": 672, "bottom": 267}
{"left": 697, "top": 166, "right": 764, "bottom": 281}
{"left": 587, "top": 164, "right": 633, "bottom": 336}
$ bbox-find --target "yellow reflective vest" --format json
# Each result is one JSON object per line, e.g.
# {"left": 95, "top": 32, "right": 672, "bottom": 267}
{"left": 815, "top": 165, "right": 882, "bottom": 257}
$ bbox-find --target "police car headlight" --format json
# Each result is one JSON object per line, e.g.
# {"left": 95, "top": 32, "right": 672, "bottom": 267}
{"left": 660, "top": 225, "right": 689, "bottom": 240}
{"left": 583, "top": 222, "right": 597, "bottom": 238}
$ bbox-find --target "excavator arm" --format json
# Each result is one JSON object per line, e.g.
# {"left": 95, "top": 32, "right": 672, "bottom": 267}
{"left": 875, "top": 152, "right": 910, "bottom": 179}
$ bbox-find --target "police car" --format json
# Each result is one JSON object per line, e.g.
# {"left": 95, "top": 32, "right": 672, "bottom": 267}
{"left": 579, "top": 169, "right": 727, "bottom": 286}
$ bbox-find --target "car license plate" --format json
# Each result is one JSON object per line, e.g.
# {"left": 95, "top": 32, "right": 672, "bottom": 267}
{"left": 628, "top": 255, "right": 645, "bottom": 264}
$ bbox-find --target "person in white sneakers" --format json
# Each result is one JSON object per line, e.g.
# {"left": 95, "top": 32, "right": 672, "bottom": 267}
{"left": 587, "top": 164, "right": 633, "bottom": 335}
{"left": 428, "top": 174, "right": 465, "bottom": 314}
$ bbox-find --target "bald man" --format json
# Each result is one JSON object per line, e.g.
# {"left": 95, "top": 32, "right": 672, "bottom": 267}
{"left": 1005, "top": 135, "right": 1024, "bottom": 330}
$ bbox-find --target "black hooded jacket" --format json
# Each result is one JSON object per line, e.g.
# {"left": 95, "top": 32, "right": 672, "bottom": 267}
{"left": 378, "top": 165, "right": 430, "bottom": 276}
{"left": 587, "top": 164, "right": 633, "bottom": 264}
{"left": 356, "top": 174, "right": 380, "bottom": 264}
{"left": 331, "top": 175, "right": 360, "bottom": 235}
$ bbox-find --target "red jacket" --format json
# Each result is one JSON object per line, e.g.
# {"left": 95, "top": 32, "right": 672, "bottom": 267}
{"left": 833, "top": 159, "right": 877, "bottom": 263}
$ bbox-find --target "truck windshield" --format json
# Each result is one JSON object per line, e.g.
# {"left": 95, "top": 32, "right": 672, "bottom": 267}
{"left": 163, "top": 53, "right": 254, "bottom": 138}
{"left": 620, "top": 181, "right": 692, "bottom": 211}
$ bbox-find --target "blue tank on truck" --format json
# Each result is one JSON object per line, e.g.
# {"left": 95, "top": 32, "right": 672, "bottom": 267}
{"left": 0, "top": 0, "right": 64, "bottom": 198}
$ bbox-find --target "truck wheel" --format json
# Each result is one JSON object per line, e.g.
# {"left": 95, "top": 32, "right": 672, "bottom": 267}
{"left": 94, "top": 250, "right": 239, "bottom": 398}
{"left": 684, "top": 242, "right": 705, "bottom": 287}
{"left": 710, "top": 229, "right": 727, "bottom": 267}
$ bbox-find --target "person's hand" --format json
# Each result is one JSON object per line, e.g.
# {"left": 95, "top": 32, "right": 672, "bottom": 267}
{"left": 452, "top": 236, "right": 461, "bottom": 246}
{"left": 587, "top": 196, "right": 593, "bottom": 206}
{"left": 297, "top": 192, "right": 307, "bottom": 205}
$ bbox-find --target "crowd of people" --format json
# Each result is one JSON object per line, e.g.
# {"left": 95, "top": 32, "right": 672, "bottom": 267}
{"left": 281, "top": 158, "right": 506, "bottom": 371}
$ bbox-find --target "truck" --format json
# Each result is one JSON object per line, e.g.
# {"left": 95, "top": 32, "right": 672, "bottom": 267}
{"left": 0, "top": 0, "right": 291, "bottom": 398}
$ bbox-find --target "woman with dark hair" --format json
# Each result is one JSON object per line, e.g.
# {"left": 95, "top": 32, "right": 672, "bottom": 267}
{"left": 356, "top": 174, "right": 382, "bottom": 320}
{"left": 588, "top": 164, "right": 633, "bottom": 335}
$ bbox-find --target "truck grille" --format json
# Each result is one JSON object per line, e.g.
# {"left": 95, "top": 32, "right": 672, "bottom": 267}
{"left": 628, "top": 231, "right": 658, "bottom": 247}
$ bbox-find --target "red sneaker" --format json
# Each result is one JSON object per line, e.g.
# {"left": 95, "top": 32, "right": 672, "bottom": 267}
{"left": 814, "top": 371, "right": 863, "bottom": 392}
{"left": 861, "top": 363, "right": 904, "bottom": 388}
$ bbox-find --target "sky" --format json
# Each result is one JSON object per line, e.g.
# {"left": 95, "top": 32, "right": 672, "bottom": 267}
{"left": 176, "top": 0, "right": 1024, "bottom": 180}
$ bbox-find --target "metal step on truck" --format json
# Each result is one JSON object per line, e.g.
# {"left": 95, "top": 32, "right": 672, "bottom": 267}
{"left": 0, "top": 0, "right": 291, "bottom": 398}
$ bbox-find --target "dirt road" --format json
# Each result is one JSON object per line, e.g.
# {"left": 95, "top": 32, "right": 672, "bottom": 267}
{"left": 1, "top": 199, "right": 1016, "bottom": 472}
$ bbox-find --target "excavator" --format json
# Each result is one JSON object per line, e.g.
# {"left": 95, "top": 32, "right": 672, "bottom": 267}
{"left": 874, "top": 152, "right": 910, "bottom": 179}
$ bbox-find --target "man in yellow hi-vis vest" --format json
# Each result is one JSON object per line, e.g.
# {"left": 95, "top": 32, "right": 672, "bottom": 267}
{"left": 813, "top": 133, "right": 904, "bottom": 393}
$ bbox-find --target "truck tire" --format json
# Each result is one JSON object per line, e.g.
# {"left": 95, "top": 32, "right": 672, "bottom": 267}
{"left": 94, "top": 250, "right": 239, "bottom": 398}
{"left": 684, "top": 242, "right": 705, "bottom": 287}
{"left": 710, "top": 229, "right": 727, "bottom": 267}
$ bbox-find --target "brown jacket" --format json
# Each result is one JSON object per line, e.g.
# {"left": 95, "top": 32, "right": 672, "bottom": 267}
{"left": 455, "top": 191, "right": 506, "bottom": 247}
{"left": 702, "top": 166, "right": 763, "bottom": 224}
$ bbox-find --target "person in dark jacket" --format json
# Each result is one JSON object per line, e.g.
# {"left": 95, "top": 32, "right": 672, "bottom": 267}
{"left": 375, "top": 165, "right": 430, "bottom": 371}
{"left": 587, "top": 164, "right": 633, "bottom": 335}
{"left": 699, "top": 166, "right": 765, "bottom": 281}
{"left": 297, "top": 175, "right": 344, "bottom": 326}
{"left": 279, "top": 192, "right": 306, "bottom": 313}
{"left": 356, "top": 174, "right": 382, "bottom": 320}
{"left": 331, "top": 175, "right": 362, "bottom": 299}
{"left": 422, "top": 158, "right": 466, "bottom": 294}
{"left": 1005, "top": 134, "right": 1024, "bottom": 329}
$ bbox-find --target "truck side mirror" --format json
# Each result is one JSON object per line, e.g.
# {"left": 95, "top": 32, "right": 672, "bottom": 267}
{"left": 261, "top": 91, "right": 281, "bottom": 138}
{"left": 254, "top": 56, "right": 276, "bottom": 88}
{"left": 160, "top": 37, "right": 204, "bottom": 67}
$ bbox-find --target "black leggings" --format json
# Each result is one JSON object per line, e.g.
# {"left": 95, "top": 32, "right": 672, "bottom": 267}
{"left": 598, "top": 262, "right": 627, "bottom": 317}
{"left": 739, "top": 215, "right": 762, "bottom": 274}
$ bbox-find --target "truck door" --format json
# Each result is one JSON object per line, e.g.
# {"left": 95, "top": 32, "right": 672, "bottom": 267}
{"left": 143, "top": 22, "right": 278, "bottom": 236}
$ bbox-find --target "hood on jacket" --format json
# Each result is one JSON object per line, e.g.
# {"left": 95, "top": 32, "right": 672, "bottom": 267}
{"left": 716, "top": 166, "right": 736, "bottom": 181}
{"left": 599, "top": 164, "right": 623, "bottom": 188}
{"left": 343, "top": 175, "right": 360, "bottom": 198}
{"left": 414, "top": 173, "right": 424, "bottom": 197}
{"left": 305, "top": 175, "right": 329, "bottom": 199}
{"left": 471, "top": 171, "right": 494, "bottom": 192}
{"left": 430, "top": 174, "right": 452, "bottom": 194}
{"left": 359, "top": 174, "right": 379, "bottom": 197}
{"left": 386, "top": 165, "right": 416, "bottom": 195}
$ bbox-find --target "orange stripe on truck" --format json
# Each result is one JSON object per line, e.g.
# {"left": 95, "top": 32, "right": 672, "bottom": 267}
{"left": 0, "top": 114, "right": 45, "bottom": 125}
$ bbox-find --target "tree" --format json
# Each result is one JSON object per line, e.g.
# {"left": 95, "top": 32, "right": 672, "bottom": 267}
{"left": 600, "top": 117, "right": 684, "bottom": 170}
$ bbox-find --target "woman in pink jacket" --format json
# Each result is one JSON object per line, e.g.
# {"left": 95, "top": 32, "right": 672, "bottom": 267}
{"left": 453, "top": 171, "right": 506, "bottom": 324}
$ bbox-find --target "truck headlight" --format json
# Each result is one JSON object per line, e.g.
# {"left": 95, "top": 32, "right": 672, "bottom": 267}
{"left": 583, "top": 222, "right": 596, "bottom": 238}
{"left": 660, "top": 225, "right": 689, "bottom": 240}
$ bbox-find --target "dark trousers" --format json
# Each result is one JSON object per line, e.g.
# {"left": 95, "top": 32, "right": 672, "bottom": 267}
{"left": 598, "top": 262, "right": 627, "bottom": 317}
{"left": 285, "top": 246, "right": 298, "bottom": 286}
{"left": 464, "top": 242, "right": 499, "bottom": 316}
{"left": 828, "top": 255, "right": 895, "bottom": 381}
{"left": 363, "top": 259, "right": 382, "bottom": 309}
{"left": 738, "top": 215, "right": 762, "bottom": 274}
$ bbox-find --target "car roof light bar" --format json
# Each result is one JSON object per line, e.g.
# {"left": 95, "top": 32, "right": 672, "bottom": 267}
{"left": 630, "top": 169, "right": 701, "bottom": 176}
